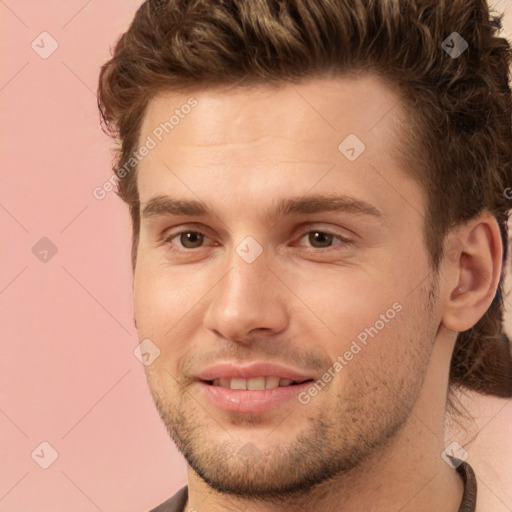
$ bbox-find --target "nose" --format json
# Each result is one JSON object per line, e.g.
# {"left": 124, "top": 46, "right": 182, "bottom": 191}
{"left": 202, "top": 243, "right": 289, "bottom": 344}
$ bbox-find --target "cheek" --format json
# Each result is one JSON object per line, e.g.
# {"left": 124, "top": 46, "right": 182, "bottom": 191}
{"left": 290, "top": 268, "right": 400, "bottom": 338}
{"left": 134, "top": 262, "right": 163, "bottom": 335}
{"left": 289, "top": 261, "right": 429, "bottom": 373}
{"left": 134, "top": 260, "right": 180, "bottom": 337}
{"left": 133, "top": 261, "right": 210, "bottom": 353}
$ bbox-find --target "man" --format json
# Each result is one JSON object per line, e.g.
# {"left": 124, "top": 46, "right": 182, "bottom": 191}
{"left": 97, "top": 0, "right": 512, "bottom": 510}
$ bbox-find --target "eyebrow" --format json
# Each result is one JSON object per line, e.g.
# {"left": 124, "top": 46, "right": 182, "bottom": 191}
{"left": 141, "top": 194, "right": 382, "bottom": 222}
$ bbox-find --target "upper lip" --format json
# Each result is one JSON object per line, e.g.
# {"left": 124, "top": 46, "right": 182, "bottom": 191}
{"left": 194, "top": 361, "right": 316, "bottom": 382}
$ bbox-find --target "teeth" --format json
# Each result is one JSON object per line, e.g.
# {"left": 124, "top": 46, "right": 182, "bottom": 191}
{"left": 230, "top": 378, "right": 247, "bottom": 390}
{"left": 265, "top": 376, "right": 280, "bottom": 389}
{"left": 210, "top": 376, "right": 299, "bottom": 389}
{"left": 247, "top": 377, "right": 266, "bottom": 390}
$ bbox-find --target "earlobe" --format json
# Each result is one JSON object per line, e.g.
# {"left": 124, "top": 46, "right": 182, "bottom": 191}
{"left": 441, "top": 213, "right": 503, "bottom": 333}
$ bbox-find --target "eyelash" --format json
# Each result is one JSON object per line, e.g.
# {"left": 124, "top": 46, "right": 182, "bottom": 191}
{"left": 162, "top": 229, "right": 353, "bottom": 253}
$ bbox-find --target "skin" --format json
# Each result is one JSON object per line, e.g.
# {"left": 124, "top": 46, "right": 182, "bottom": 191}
{"left": 133, "top": 75, "right": 502, "bottom": 512}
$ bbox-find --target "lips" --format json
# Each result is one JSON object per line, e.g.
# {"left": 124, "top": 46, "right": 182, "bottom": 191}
{"left": 196, "top": 380, "right": 315, "bottom": 413}
{"left": 206, "top": 376, "right": 310, "bottom": 390}
{"left": 192, "top": 361, "right": 317, "bottom": 413}
{"left": 195, "top": 361, "right": 315, "bottom": 384}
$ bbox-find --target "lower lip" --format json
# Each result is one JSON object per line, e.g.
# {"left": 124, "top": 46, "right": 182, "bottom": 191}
{"left": 196, "top": 380, "right": 313, "bottom": 414}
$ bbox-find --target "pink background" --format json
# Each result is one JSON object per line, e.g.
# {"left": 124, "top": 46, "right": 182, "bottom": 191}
{"left": 0, "top": 1, "right": 511, "bottom": 510}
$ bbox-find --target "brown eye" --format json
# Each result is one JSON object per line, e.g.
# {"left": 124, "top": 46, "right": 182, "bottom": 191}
{"left": 308, "top": 231, "right": 335, "bottom": 248}
{"left": 295, "top": 229, "right": 353, "bottom": 251}
{"left": 178, "top": 231, "right": 205, "bottom": 249}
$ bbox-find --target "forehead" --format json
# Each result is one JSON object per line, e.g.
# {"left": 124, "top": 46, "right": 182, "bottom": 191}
{"left": 135, "top": 74, "right": 422, "bottom": 226}
{"left": 139, "top": 74, "right": 403, "bottom": 151}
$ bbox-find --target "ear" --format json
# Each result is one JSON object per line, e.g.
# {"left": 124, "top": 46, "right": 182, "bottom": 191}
{"left": 441, "top": 212, "right": 503, "bottom": 333}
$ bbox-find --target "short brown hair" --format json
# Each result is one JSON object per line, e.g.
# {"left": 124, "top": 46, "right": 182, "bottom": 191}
{"left": 97, "top": 0, "right": 512, "bottom": 399}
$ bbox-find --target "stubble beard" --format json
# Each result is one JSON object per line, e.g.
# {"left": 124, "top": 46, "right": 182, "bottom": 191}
{"left": 145, "top": 276, "right": 440, "bottom": 500}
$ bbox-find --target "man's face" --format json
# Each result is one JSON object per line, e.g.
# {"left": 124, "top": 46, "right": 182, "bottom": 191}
{"left": 133, "top": 75, "right": 441, "bottom": 496}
